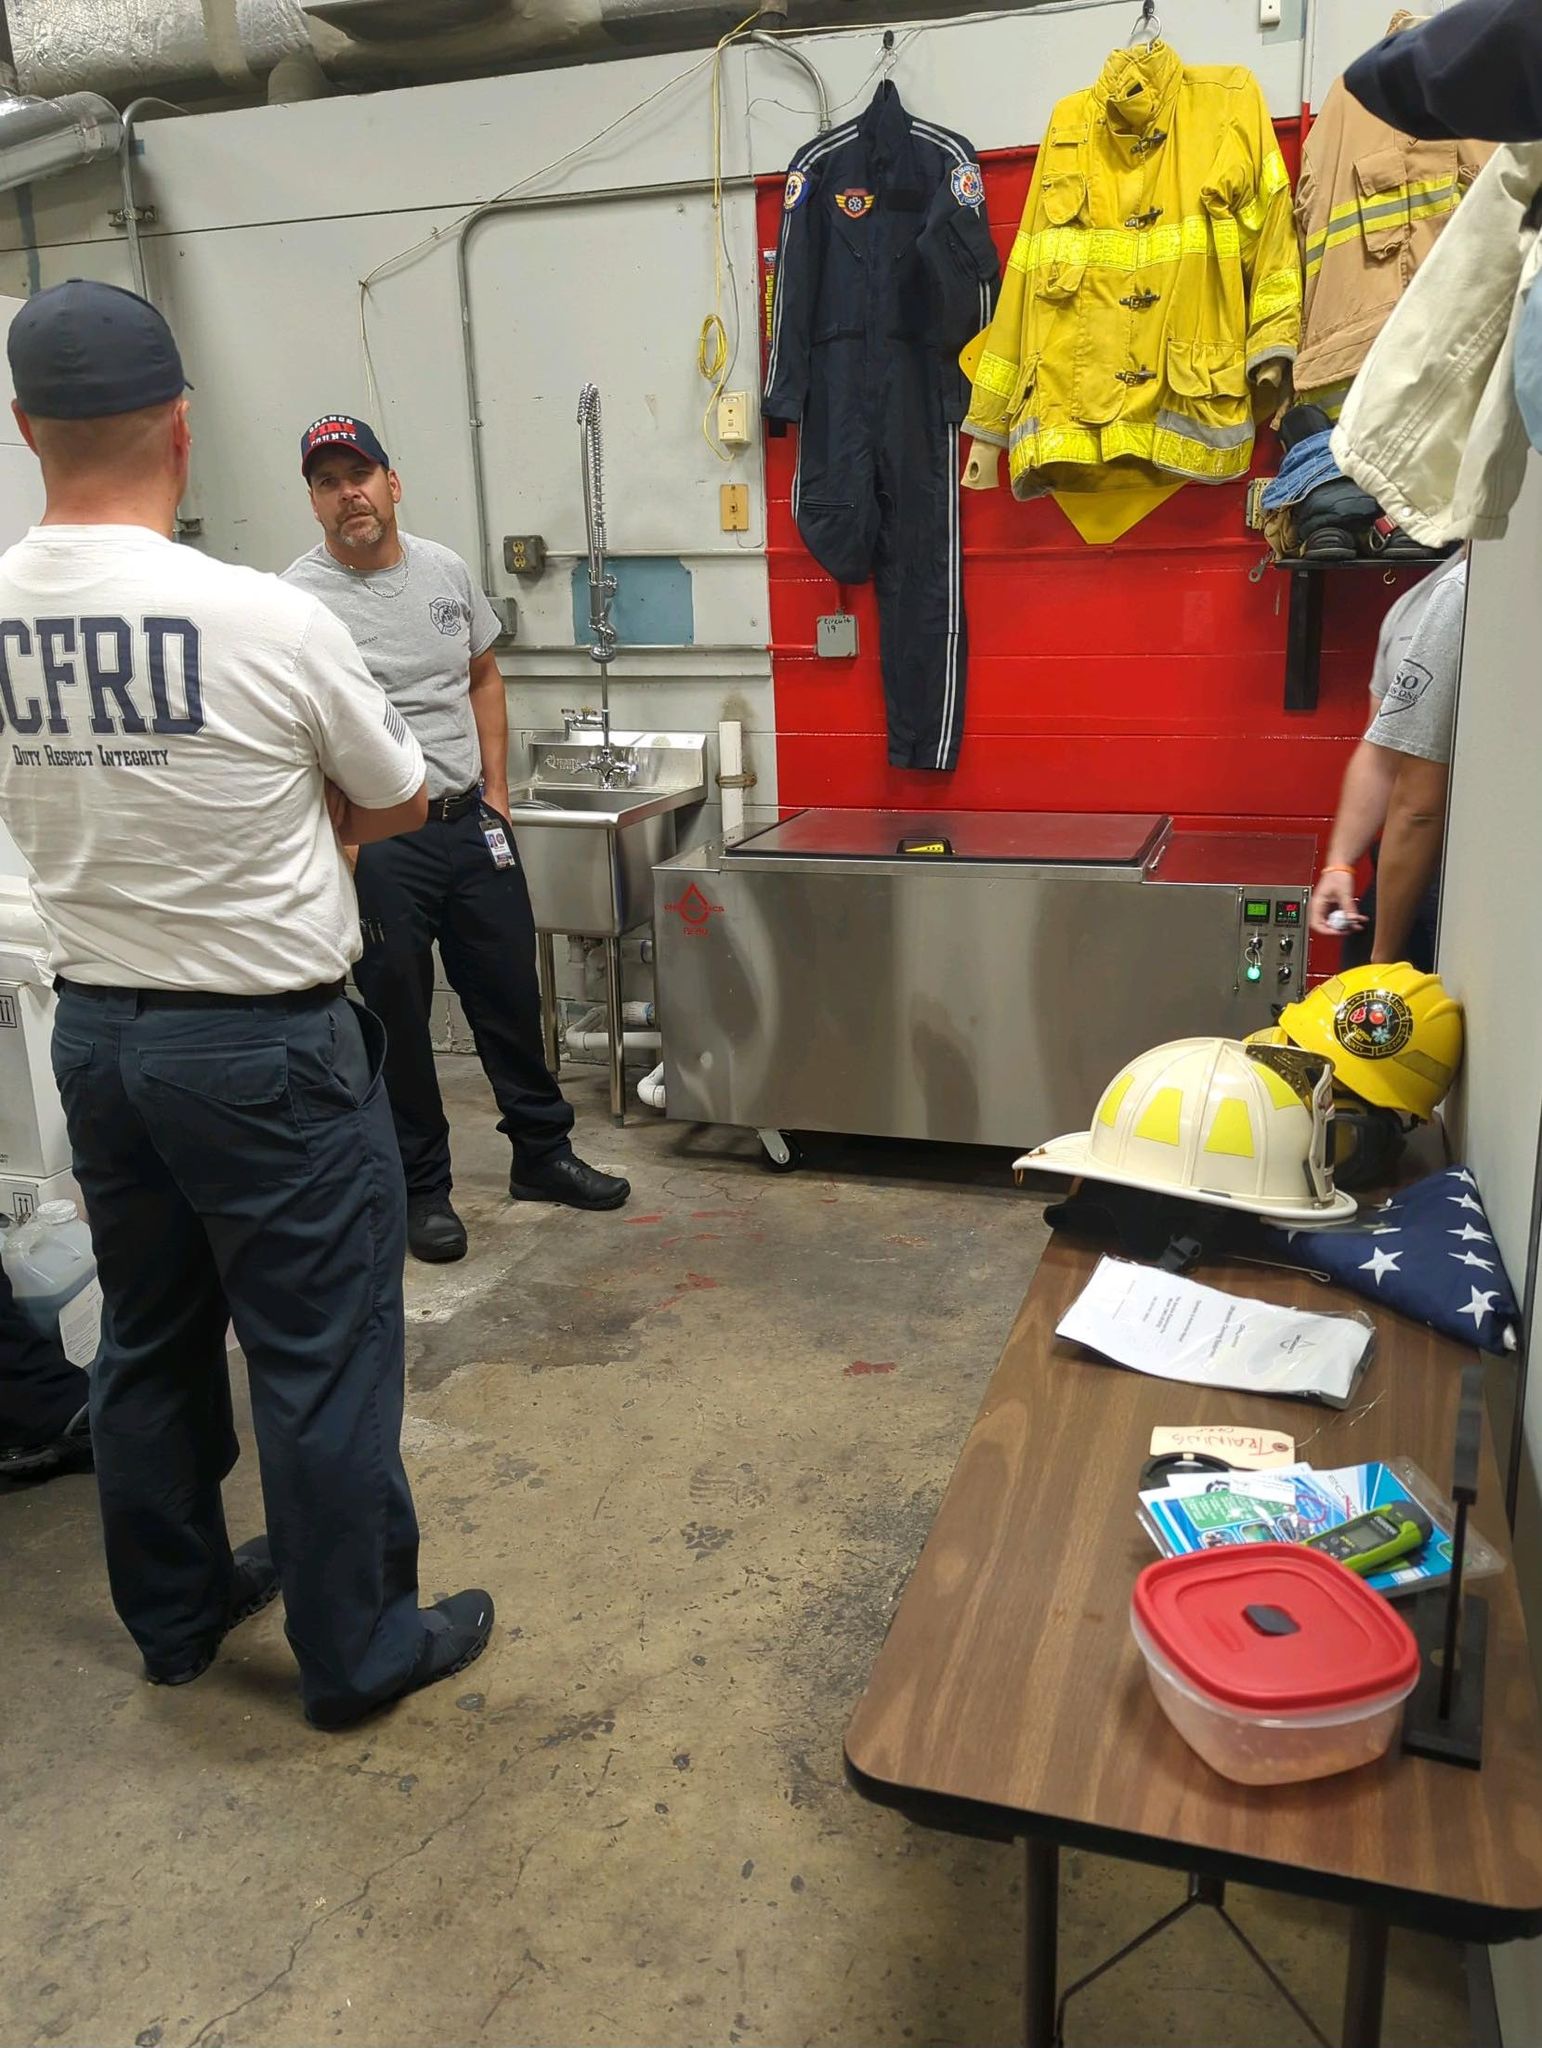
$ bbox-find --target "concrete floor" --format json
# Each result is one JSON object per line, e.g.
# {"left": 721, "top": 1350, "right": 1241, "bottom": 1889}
{"left": 0, "top": 1060, "right": 1473, "bottom": 2048}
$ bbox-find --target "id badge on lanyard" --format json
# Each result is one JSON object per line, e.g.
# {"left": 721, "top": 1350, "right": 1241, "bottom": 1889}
{"left": 481, "top": 810, "right": 516, "bottom": 869}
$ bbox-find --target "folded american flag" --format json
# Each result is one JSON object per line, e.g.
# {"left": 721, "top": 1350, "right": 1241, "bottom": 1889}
{"left": 1262, "top": 1168, "right": 1521, "bottom": 1355}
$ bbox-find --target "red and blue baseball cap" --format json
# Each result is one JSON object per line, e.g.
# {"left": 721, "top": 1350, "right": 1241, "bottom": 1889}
{"left": 300, "top": 413, "right": 390, "bottom": 477}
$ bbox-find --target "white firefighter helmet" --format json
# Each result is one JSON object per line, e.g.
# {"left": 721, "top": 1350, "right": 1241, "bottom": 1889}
{"left": 1016, "top": 1036, "right": 1357, "bottom": 1225}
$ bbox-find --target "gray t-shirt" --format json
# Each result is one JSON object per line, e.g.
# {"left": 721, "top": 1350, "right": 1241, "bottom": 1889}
{"left": 1364, "top": 554, "right": 1467, "bottom": 765}
{"left": 282, "top": 532, "right": 502, "bottom": 798}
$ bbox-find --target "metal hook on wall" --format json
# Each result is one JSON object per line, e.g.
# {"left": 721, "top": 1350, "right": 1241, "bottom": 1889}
{"left": 881, "top": 28, "right": 897, "bottom": 78}
{"left": 1129, "top": 0, "right": 1161, "bottom": 46}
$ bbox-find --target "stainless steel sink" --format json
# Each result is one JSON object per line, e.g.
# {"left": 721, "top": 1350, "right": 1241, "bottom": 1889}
{"left": 505, "top": 730, "right": 707, "bottom": 938}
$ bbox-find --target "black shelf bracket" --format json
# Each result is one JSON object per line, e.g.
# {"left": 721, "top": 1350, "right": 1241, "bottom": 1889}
{"left": 1271, "top": 554, "right": 1455, "bottom": 715}
{"left": 1283, "top": 563, "right": 1325, "bottom": 713}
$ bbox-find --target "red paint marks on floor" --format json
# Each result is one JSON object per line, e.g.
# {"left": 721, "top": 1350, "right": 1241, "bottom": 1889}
{"left": 691, "top": 1209, "right": 743, "bottom": 1220}
{"left": 886, "top": 1234, "right": 931, "bottom": 1249}
{"left": 650, "top": 1272, "right": 723, "bottom": 1315}
{"left": 627, "top": 1213, "right": 667, "bottom": 1226}
{"left": 845, "top": 1360, "right": 898, "bottom": 1377}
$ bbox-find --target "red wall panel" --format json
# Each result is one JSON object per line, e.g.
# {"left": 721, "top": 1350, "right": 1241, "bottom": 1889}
{"left": 758, "top": 126, "right": 1425, "bottom": 868}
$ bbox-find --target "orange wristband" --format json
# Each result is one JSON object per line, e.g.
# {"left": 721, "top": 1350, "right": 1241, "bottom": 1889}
{"left": 1319, "top": 864, "right": 1356, "bottom": 879}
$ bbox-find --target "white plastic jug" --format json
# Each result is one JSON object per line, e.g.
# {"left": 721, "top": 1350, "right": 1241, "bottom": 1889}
{"left": 2, "top": 1198, "right": 102, "bottom": 1368}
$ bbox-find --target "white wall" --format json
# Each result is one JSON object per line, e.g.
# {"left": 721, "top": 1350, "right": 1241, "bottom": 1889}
{"left": 1440, "top": 461, "right": 1542, "bottom": 2048}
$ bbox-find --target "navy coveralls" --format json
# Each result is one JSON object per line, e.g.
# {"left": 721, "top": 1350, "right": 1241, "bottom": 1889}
{"left": 764, "top": 83, "right": 1000, "bottom": 772}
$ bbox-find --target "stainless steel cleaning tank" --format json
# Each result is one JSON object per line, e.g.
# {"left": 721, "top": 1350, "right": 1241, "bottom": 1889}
{"left": 652, "top": 809, "right": 1314, "bottom": 1157}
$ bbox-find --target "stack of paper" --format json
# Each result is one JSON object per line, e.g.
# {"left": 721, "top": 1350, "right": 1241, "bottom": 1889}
{"left": 1056, "top": 1257, "right": 1373, "bottom": 1407}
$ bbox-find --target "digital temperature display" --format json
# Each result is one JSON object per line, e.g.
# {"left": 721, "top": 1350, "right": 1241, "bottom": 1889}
{"left": 1275, "top": 899, "right": 1302, "bottom": 926}
{"left": 1243, "top": 899, "right": 1272, "bottom": 925}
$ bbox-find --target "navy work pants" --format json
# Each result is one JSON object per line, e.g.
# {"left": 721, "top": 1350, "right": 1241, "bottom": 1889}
{"left": 51, "top": 983, "right": 427, "bottom": 1723}
{"left": 0, "top": 1264, "right": 85, "bottom": 1445}
{"left": 353, "top": 806, "right": 574, "bottom": 1196}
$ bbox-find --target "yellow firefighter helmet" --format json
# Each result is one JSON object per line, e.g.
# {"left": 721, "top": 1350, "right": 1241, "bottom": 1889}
{"left": 1247, "top": 1025, "right": 1406, "bottom": 1190}
{"left": 1017, "top": 1036, "right": 1356, "bottom": 1225}
{"left": 1274, "top": 965, "right": 1463, "bottom": 1121}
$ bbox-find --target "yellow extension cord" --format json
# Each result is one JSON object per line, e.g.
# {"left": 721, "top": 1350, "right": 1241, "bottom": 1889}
{"left": 700, "top": 10, "right": 762, "bottom": 460}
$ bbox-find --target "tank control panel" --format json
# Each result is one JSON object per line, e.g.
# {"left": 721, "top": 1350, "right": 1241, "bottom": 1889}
{"left": 1237, "top": 889, "right": 1307, "bottom": 1014}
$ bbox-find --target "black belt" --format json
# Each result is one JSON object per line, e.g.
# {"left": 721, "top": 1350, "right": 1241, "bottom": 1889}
{"left": 426, "top": 787, "right": 481, "bottom": 822}
{"left": 56, "top": 977, "right": 346, "bottom": 1010}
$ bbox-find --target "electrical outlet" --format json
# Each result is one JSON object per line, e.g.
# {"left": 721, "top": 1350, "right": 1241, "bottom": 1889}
{"left": 720, "top": 483, "right": 749, "bottom": 532}
{"left": 717, "top": 391, "right": 751, "bottom": 447}
{"left": 503, "top": 533, "right": 547, "bottom": 576}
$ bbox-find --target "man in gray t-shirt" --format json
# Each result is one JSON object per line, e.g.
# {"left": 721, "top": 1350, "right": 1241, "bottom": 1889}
{"left": 283, "top": 415, "right": 629, "bottom": 1260}
{"left": 1308, "top": 552, "right": 1467, "bottom": 967}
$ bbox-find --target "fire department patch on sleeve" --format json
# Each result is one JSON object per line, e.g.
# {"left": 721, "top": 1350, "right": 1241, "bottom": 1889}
{"left": 783, "top": 170, "right": 808, "bottom": 211}
{"left": 950, "top": 162, "right": 985, "bottom": 209}
{"left": 835, "top": 188, "right": 875, "bottom": 218}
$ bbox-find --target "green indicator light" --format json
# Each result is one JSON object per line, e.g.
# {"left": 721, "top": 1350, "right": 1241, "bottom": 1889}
{"left": 1246, "top": 963, "right": 1263, "bottom": 982}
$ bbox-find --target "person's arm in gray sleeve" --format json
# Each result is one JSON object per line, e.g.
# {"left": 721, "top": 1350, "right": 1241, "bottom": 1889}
{"left": 1366, "top": 567, "right": 1466, "bottom": 961}
{"left": 292, "top": 601, "right": 428, "bottom": 844}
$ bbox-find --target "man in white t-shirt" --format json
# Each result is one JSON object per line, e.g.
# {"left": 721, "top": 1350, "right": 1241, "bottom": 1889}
{"left": 0, "top": 280, "right": 492, "bottom": 1730}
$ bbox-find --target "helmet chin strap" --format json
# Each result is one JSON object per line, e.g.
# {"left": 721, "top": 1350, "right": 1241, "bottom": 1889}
{"left": 1043, "top": 1184, "right": 1243, "bottom": 1274}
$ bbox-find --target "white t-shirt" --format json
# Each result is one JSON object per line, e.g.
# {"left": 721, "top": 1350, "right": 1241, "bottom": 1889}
{"left": 0, "top": 524, "right": 425, "bottom": 994}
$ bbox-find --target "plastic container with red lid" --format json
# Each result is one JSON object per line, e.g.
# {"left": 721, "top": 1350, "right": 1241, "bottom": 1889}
{"left": 1131, "top": 1544, "right": 1421, "bottom": 1785}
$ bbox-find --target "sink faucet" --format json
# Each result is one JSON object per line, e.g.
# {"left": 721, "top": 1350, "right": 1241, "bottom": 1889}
{"left": 560, "top": 710, "right": 636, "bottom": 786}
{"left": 582, "top": 744, "right": 638, "bottom": 788}
{"left": 574, "top": 389, "right": 638, "bottom": 795}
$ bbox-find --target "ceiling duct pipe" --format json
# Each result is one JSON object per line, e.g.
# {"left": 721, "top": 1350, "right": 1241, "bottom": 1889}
{"left": 7, "top": 0, "right": 310, "bottom": 101}
{"left": 299, "top": 0, "right": 754, "bottom": 84}
{"left": 0, "top": 92, "right": 122, "bottom": 194}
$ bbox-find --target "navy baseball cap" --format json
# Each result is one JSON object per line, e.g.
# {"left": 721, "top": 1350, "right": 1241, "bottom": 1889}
{"left": 8, "top": 279, "right": 189, "bottom": 420}
{"left": 300, "top": 413, "right": 390, "bottom": 477}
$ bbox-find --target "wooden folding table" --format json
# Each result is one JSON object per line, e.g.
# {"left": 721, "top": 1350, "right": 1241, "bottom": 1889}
{"left": 845, "top": 1229, "right": 1542, "bottom": 2047}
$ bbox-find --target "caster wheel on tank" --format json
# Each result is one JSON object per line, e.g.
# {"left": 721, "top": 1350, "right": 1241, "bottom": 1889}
{"left": 758, "top": 1128, "right": 802, "bottom": 1173}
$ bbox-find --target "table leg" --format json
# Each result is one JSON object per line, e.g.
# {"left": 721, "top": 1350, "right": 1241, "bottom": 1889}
{"left": 1024, "top": 1838, "right": 1059, "bottom": 2048}
{"left": 536, "top": 931, "right": 559, "bottom": 1074}
{"left": 1341, "top": 1910, "right": 1388, "bottom": 2048}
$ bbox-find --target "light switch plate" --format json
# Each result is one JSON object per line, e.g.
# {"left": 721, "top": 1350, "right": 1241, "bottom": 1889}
{"left": 816, "top": 612, "right": 859, "bottom": 658}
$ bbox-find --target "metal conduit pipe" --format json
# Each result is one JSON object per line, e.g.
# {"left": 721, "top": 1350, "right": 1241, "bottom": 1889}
{"left": 0, "top": 91, "right": 121, "bottom": 198}
{"left": 456, "top": 174, "right": 756, "bottom": 605}
{"left": 118, "top": 98, "right": 187, "bottom": 299}
{"left": 745, "top": 30, "right": 829, "bottom": 131}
